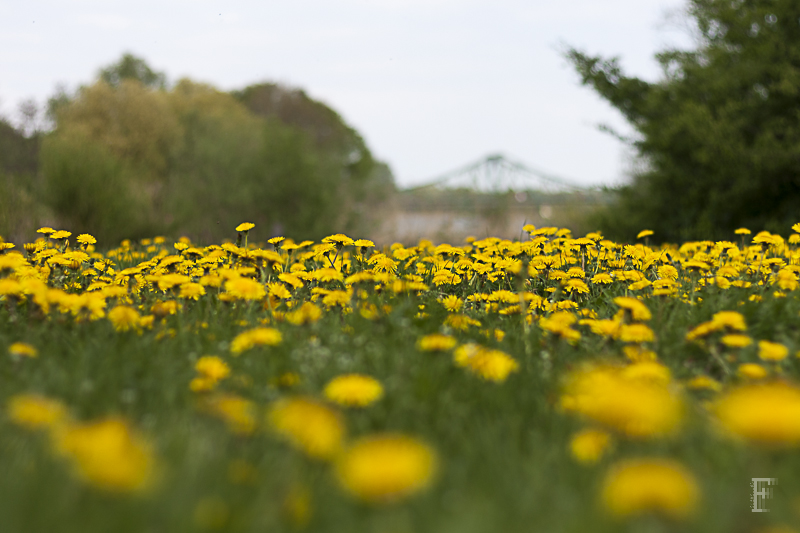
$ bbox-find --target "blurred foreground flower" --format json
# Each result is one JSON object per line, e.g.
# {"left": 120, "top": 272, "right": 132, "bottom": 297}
{"left": 8, "top": 394, "right": 68, "bottom": 430}
{"left": 8, "top": 342, "right": 37, "bottom": 358}
{"left": 201, "top": 394, "right": 256, "bottom": 435}
{"left": 267, "top": 397, "right": 344, "bottom": 460}
{"left": 416, "top": 333, "right": 457, "bottom": 352}
{"left": 712, "top": 381, "right": 800, "bottom": 446}
{"left": 560, "top": 364, "right": 684, "bottom": 438}
{"left": 453, "top": 344, "right": 518, "bottom": 382}
{"left": 230, "top": 327, "right": 282, "bottom": 355}
{"left": 336, "top": 434, "right": 437, "bottom": 503}
{"left": 54, "top": 417, "right": 155, "bottom": 492}
{"left": 601, "top": 458, "right": 699, "bottom": 520}
{"left": 570, "top": 428, "right": 612, "bottom": 464}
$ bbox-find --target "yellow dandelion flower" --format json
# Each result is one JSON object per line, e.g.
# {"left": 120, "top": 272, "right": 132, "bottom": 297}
{"left": 686, "top": 375, "right": 722, "bottom": 392}
{"left": 107, "top": 306, "right": 141, "bottom": 332}
{"left": 230, "top": 327, "right": 282, "bottom": 355}
{"left": 235, "top": 222, "right": 255, "bottom": 232}
{"left": 453, "top": 344, "right": 519, "bottom": 382}
{"left": 657, "top": 264, "right": 679, "bottom": 280}
{"left": 322, "top": 233, "right": 355, "bottom": 247}
{"left": 8, "top": 394, "right": 69, "bottom": 430}
{"left": 151, "top": 300, "right": 179, "bottom": 318}
{"left": 416, "top": 334, "right": 458, "bottom": 352}
{"left": 54, "top": 417, "right": 155, "bottom": 492}
{"left": 601, "top": 458, "right": 699, "bottom": 519}
{"left": 570, "top": 428, "right": 612, "bottom": 464}
{"left": 539, "top": 311, "right": 577, "bottom": 333}
{"left": 225, "top": 278, "right": 266, "bottom": 301}
{"left": 686, "top": 321, "right": 719, "bottom": 342}
{"left": 738, "top": 363, "right": 768, "bottom": 380}
{"left": 620, "top": 362, "right": 671, "bottom": 385}
{"left": 195, "top": 356, "right": 230, "bottom": 382}
{"left": 189, "top": 376, "right": 216, "bottom": 393}
{"left": 636, "top": 229, "right": 654, "bottom": 239}
{"left": 591, "top": 273, "right": 614, "bottom": 284}
{"left": 581, "top": 318, "right": 621, "bottom": 338}
{"left": 202, "top": 394, "right": 256, "bottom": 435}
{"left": 354, "top": 238, "right": 375, "bottom": 249}
{"left": 713, "top": 381, "right": 800, "bottom": 445}
{"left": 322, "top": 290, "right": 351, "bottom": 308}
{"left": 50, "top": 230, "right": 71, "bottom": 240}
{"left": 267, "top": 397, "right": 344, "bottom": 460}
{"left": 335, "top": 434, "right": 437, "bottom": 503}
{"left": 758, "top": 340, "right": 789, "bottom": 362}
{"left": 8, "top": 342, "right": 38, "bottom": 358}
{"left": 76, "top": 234, "right": 96, "bottom": 246}
{"left": 444, "top": 314, "right": 481, "bottom": 331}
{"left": 324, "top": 374, "right": 384, "bottom": 407}
{"left": 278, "top": 272, "right": 304, "bottom": 289}
{"left": 564, "top": 278, "right": 590, "bottom": 294}
{"left": 179, "top": 282, "right": 206, "bottom": 300}
{"left": 617, "top": 323, "right": 655, "bottom": 343}
{"left": 439, "top": 294, "right": 464, "bottom": 312}
{"left": 720, "top": 334, "right": 752, "bottom": 348}
{"left": 560, "top": 365, "right": 684, "bottom": 438}
{"left": 311, "top": 267, "right": 344, "bottom": 282}
{"left": 753, "top": 231, "right": 782, "bottom": 246}
{"left": 431, "top": 269, "right": 461, "bottom": 286}
{"left": 622, "top": 345, "right": 657, "bottom": 362}
{"left": 285, "top": 302, "right": 323, "bottom": 325}
{"left": 711, "top": 311, "right": 747, "bottom": 331}
{"left": 613, "top": 297, "right": 652, "bottom": 322}
{"left": 268, "top": 282, "right": 292, "bottom": 300}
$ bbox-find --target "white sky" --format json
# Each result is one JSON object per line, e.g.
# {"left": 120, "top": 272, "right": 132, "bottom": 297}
{"left": 0, "top": 0, "right": 694, "bottom": 188}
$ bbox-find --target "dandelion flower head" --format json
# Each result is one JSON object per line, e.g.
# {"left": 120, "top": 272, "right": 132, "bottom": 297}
{"left": 324, "top": 374, "right": 384, "bottom": 407}
{"left": 336, "top": 434, "right": 437, "bottom": 503}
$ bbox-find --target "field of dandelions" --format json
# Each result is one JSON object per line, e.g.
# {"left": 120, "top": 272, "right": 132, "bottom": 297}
{"left": 3, "top": 223, "right": 800, "bottom": 533}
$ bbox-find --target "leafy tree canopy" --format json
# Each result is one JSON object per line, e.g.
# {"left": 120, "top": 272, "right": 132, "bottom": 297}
{"left": 34, "top": 54, "right": 394, "bottom": 244}
{"left": 569, "top": 0, "right": 800, "bottom": 242}
{"left": 98, "top": 53, "right": 167, "bottom": 90}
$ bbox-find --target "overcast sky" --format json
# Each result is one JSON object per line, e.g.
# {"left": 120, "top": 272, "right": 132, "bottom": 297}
{"left": 1, "top": 0, "right": 694, "bottom": 188}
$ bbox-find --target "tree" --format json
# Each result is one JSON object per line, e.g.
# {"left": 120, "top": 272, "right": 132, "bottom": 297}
{"left": 98, "top": 53, "right": 167, "bottom": 89}
{"left": 233, "top": 83, "right": 395, "bottom": 236}
{"left": 0, "top": 117, "right": 46, "bottom": 241}
{"left": 41, "top": 131, "right": 151, "bottom": 242}
{"left": 35, "top": 54, "right": 395, "bottom": 244}
{"left": 568, "top": 0, "right": 800, "bottom": 242}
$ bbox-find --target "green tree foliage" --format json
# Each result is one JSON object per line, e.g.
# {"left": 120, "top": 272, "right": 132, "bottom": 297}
{"left": 568, "top": 0, "right": 800, "bottom": 242}
{"left": 40, "top": 132, "right": 151, "bottom": 241}
{"left": 34, "top": 54, "right": 395, "bottom": 245}
{"left": 98, "top": 53, "right": 167, "bottom": 89}
{"left": 42, "top": 78, "right": 181, "bottom": 243}
{"left": 0, "top": 118, "right": 45, "bottom": 241}
{"left": 234, "top": 83, "right": 395, "bottom": 235}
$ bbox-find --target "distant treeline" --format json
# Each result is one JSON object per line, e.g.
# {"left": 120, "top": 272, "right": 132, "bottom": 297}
{"left": 0, "top": 54, "right": 395, "bottom": 246}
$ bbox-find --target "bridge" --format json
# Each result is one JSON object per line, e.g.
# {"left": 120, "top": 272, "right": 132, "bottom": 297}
{"left": 374, "top": 153, "right": 608, "bottom": 244}
{"left": 403, "top": 153, "right": 587, "bottom": 194}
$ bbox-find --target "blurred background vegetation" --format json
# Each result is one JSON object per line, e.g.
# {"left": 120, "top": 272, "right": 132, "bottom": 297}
{"left": 0, "top": 54, "right": 396, "bottom": 245}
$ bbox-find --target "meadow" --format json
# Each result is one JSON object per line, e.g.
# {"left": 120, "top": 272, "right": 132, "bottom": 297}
{"left": 2, "top": 223, "right": 800, "bottom": 533}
